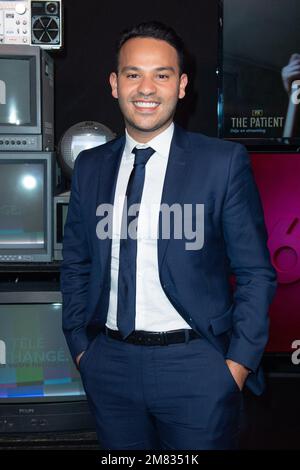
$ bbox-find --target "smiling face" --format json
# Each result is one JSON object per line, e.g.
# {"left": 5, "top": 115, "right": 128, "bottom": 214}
{"left": 110, "top": 37, "right": 188, "bottom": 142}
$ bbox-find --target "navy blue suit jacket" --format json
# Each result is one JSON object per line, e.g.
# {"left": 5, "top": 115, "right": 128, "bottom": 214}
{"left": 61, "top": 125, "right": 277, "bottom": 395}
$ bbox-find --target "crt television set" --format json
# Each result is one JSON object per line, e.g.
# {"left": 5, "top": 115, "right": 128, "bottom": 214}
{"left": 0, "top": 44, "right": 54, "bottom": 151}
{"left": 0, "top": 152, "right": 54, "bottom": 263}
{"left": 0, "top": 288, "right": 94, "bottom": 433}
{"left": 53, "top": 190, "right": 69, "bottom": 261}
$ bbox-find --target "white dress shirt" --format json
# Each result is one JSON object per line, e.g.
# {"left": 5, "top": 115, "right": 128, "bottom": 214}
{"left": 106, "top": 122, "right": 191, "bottom": 332}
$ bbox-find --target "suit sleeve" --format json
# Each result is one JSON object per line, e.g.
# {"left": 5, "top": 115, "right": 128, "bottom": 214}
{"left": 222, "top": 144, "right": 277, "bottom": 372}
{"left": 60, "top": 154, "right": 91, "bottom": 364}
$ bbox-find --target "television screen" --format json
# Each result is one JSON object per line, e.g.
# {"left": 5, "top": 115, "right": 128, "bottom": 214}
{"left": 0, "top": 153, "right": 53, "bottom": 262}
{"left": 0, "top": 58, "right": 33, "bottom": 126}
{"left": 0, "top": 162, "right": 44, "bottom": 249}
{"left": 220, "top": 0, "right": 300, "bottom": 144}
{"left": 71, "top": 135, "right": 108, "bottom": 162}
{"left": 0, "top": 302, "right": 85, "bottom": 401}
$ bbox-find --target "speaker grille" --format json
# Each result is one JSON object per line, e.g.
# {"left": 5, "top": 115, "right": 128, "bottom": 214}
{"left": 32, "top": 16, "right": 60, "bottom": 44}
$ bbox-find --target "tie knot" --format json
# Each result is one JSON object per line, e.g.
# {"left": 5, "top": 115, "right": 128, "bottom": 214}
{"left": 132, "top": 147, "right": 155, "bottom": 167}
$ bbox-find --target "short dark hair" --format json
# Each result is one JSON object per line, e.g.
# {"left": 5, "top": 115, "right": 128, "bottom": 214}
{"left": 116, "top": 21, "right": 185, "bottom": 74}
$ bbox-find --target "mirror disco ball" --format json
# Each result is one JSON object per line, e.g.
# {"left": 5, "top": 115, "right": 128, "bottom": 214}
{"left": 58, "top": 121, "right": 116, "bottom": 178}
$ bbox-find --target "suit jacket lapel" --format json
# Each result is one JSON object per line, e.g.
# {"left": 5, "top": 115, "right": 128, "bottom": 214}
{"left": 158, "top": 125, "right": 192, "bottom": 270}
{"left": 97, "top": 136, "right": 125, "bottom": 272}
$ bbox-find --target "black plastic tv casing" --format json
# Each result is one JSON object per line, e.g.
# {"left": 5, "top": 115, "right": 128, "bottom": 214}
{"left": 53, "top": 191, "right": 70, "bottom": 261}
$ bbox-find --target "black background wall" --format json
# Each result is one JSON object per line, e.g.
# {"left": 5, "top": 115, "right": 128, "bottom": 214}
{"left": 53, "top": 0, "right": 220, "bottom": 145}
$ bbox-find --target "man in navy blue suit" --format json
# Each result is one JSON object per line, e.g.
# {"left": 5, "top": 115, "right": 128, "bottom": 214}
{"left": 61, "top": 21, "right": 277, "bottom": 450}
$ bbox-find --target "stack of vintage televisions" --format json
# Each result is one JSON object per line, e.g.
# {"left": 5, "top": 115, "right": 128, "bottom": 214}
{"left": 0, "top": 1, "right": 94, "bottom": 436}
{"left": 0, "top": 44, "right": 55, "bottom": 263}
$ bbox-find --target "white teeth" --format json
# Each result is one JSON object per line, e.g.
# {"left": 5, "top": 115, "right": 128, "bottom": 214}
{"left": 134, "top": 101, "right": 159, "bottom": 108}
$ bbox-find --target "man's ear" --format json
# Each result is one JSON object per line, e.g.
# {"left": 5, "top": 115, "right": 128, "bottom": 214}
{"left": 110, "top": 72, "right": 118, "bottom": 99}
{"left": 178, "top": 73, "right": 188, "bottom": 99}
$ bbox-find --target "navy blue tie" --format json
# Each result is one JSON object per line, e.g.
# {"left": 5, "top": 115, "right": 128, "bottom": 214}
{"left": 117, "top": 146, "right": 155, "bottom": 338}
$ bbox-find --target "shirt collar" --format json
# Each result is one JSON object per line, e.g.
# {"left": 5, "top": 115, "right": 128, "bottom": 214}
{"left": 124, "top": 122, "right": 174, "bottom": 160}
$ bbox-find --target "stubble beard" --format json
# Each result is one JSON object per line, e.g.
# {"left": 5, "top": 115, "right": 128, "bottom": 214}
{"left": 123, "top": 105, "right": 177, "bottom": 136}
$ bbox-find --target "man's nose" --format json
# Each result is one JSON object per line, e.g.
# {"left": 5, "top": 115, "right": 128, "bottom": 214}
{"left": 137, "top": 76, "right": 157, "bottom": 95}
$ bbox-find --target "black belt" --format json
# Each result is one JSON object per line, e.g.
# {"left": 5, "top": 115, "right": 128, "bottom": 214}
{"left": 105, "top": 326, "right": 201, "bottom": 346}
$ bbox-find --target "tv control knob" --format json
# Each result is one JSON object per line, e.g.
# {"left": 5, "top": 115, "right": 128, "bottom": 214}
{"left": 46, "top": 3, "right": 58, "bottom": 14}
{"left": 23, "top": 38, "right": 28, "bottom": 43}
{"left": 15, "top": 3, "right": 27, "bottom": 15}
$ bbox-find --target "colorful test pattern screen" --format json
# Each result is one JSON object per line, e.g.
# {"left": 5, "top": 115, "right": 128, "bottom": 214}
{"left": 0, "top": 304, "right": 85, "bottom": 400}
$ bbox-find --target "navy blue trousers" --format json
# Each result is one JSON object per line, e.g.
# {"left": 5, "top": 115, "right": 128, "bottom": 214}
{"left": 79, "top": 330, "right": 243, "bottom": 450}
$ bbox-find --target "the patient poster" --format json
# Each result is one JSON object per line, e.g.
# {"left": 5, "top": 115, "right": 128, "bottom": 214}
{"left": 220, "top": 0, "right": 300, "bottom": 142}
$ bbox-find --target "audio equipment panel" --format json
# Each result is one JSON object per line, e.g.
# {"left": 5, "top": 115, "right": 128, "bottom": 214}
{"left": 0, "top": 1, "right": 63, "bottom": 49}
{"left": 0, "top": 1, "right": 31, "bottom": 45}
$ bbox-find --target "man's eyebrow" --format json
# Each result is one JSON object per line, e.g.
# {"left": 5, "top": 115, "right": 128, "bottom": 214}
{"left": 120, "top": 66, "right": 176, "bottom": 73}
{"left": 120, "top": 66, "right": 140, "bottom": 72}
{"left": 155, "top": 67, "right": 176, "bottom": 72}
